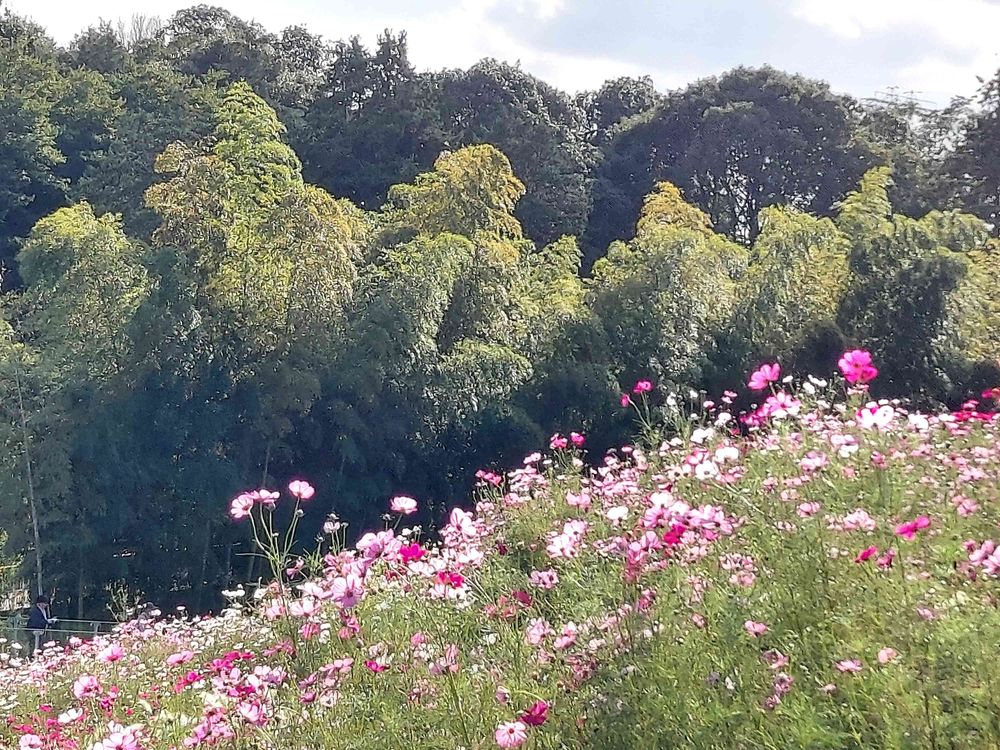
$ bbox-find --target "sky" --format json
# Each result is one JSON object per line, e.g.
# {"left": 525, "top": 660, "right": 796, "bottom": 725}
{"left": 6, "top": 0, "right": 1000, "bottom": 107}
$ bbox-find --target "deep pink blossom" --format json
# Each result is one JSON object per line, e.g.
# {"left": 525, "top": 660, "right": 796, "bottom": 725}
{"left": 748, "top": 363, "right": 780, "bottom": 391}
{"left": 520, "top": 700, "right": 550, "bottom": 726}
{"left": 838, "top": 350, "right": 878, "bottom": 385}
{"left": 894, "top": 516, "right": 931, "bottom": 540}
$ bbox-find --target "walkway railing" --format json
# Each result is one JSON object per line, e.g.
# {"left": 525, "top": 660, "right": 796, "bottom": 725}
{"left": 3, "top": 617, "right": 119, "bottom": 654}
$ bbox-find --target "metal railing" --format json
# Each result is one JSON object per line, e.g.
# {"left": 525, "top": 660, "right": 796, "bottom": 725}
{"left": 3, "top": 617, "right": 118, "bottom": 654}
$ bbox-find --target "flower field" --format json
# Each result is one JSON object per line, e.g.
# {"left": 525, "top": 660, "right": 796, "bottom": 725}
{"left": 4, "top": 354, "right": 1000, "bottom": 750}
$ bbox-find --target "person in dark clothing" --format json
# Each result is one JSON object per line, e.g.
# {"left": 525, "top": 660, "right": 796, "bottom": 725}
{"left": 26, "top": 595, "right": 57, "bottom": 652}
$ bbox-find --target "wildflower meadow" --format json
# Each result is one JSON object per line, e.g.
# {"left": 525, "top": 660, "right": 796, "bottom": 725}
{"left": 3, "top": 353, "right": 1000, "bottom": 749}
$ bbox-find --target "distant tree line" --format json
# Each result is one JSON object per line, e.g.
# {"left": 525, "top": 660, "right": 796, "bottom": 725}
{"left": 1, "top": 4, "right": 998, "bottom": 616}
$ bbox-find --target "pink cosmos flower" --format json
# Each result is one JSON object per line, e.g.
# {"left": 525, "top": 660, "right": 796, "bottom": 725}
{"left": 620, "top": 393, "right": 632, "bottom": 407}
{"left": 748, "top": 363, "right": 780, "bottom": 391}
{"left": 166, "top": 650, "right": 194, "bottom": 666}
{"left": 836, "top": 659, "right": 863, "bottom": 673}
{"left": 98, "top": 644, "right": 124, "bottom": 663}
{"left": 364, "top": 658, "right": 388, "bottom": 673}
{"left": 72, "top": 674, "right": 102, "bottom": 700}
{"left": 98, "top": 724, "right": 143, "bottom": 750}
{"left": 229, "top": 493, "right": 254, "bottom": 520}
{"left": 549, "top": 434, "right": 569, "bottom": 450}
{"left": 520, "top": 700, "right": 550, "bottom": 726}
{"left": 855, "top": 545, "right": 878, "bottom": 563}
{"left": 796, "top": 502, "right": 821, "bottom": 518}
{"left": 744, "top": 620, "right": 768, "bottom": 637}
{"left": 894, "top": 516, "right": 931, "bottom": 540}
{"left": 389, "top": 495, "right": 418, "bottom": 515}
{"left": 633, "top": 380, "right": 653, "bottom": 394}
{"left": 529, "top": 569, "right": 559, "bottom": 589}
{"left": 569, "top": 432, "right": 585, "bottom": 447}
{"left": 237, "top": 701, "right": 267, "bottom": 726}
{"left": 399, "top": 542, "right": 425, "bottom": 564}
{"left": 19, "top": 735, "right": 42, "bottom": 750}
{"left": 331, "top": 575, "right": 364, "bottom": 609}
{"left": 288, "top": 480, "right": 315, "bottom": 501}
{"left": 856, "top": 405, "right": 894, "bottom": 430}
{"left": 878, "top": 647, "right": 898, "bottom": 664}
{"left": 495, "top": 721, "right": 528, "bottom": 748}
{"left": 838, "top": 349, "right": 878, "bottom": 385}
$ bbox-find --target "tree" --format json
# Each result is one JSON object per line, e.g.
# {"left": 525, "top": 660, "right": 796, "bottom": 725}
{"left": 590, "top": 182, "right": 747, "bottom": 390}
{"left": 435, "top": 60, "right": 598, "bottom": 245}
{"left": 385, "top": 144, "right": 525, "bottom": 241}
{"left": 75, "top": 63, "right": 222, "bottom": 236}
{"left": 0, "top": 13, "right": 120, "bottom": 285}
{"left": 577, "top": 75, "right": 660, "bottom": 145}
{"left": 586, "top": 66, "right": 874, "bottom": 265}
{"left": 947, "top": 68, "right": 1000, "bottom": 234}
{"left": 300, "top": 31, "right": 442, "bottom": 210}
{"left": 836, "top": 168, "right": 997, "bottom": 400}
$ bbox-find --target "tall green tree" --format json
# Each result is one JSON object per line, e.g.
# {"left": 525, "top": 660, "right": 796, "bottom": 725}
{"left": 436, "top": 60, "right": 598, "bottom": 246}
{"left": 947, "top": 68, "right": 1000, "bottom": 235}
{"left": 586, "top": 66, "right": 874, "bottom": 265}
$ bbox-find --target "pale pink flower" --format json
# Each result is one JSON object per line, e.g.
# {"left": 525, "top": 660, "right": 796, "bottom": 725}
{"left": 330, "top": 575, "right": 364, "bottom": 609}
{"left": 98, "top": 724, "right": 143, "bottom": 750}
{"left": 57, "top": 708, "right": 83, "bottom": 725}
{"left": 97, "top": 644, "right": 124, "bottom": 663}
{"left": 744, "top": 620, "right": 768, "bottom": 637}
{"left": 856, "top": 405, "right": 894, "bottom": 430}
{"left": 288, "top": 480, "right": 315, "bottom": 501}
{"left": 72, "top": 674, "right": 101, "bottom": 700}
{"left": 878, "top": 647, "right": 898, "bottom": 664}
{"left": 229, "top": 493, "right": 254, "bottom": 520}
{"left": 495, "top": 721, "right": 528, "bottom": 748}
{"left": 166, "top": 650, "right": 194, "bottom": 666}
{"left": 835, "top": 659, "right": 863, "bottom": 673}
{"left": 19, "top": 735, "right": 42, "bottom": 750}
{"left": 389, "top": 495, "right": 418, "bottom": 515}
{"left": 796, "top": 502, "right": 821, "bottom": 518}
{"left": 529, "top": 569, "right": 559, "bottom": 589}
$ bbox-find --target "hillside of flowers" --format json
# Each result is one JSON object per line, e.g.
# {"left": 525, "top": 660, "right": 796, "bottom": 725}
{"left": 4, "top": 352, "right": 1000, "bottom": 750}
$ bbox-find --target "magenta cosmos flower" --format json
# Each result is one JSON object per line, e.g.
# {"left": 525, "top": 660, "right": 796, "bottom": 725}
{"left": 838, "top": 349, "right": 878, "bottom": 385}
{"left": 748, "top": 363, "right": 780, "bottom": 391}
{"left": 894, "top": 515, "right": 931, "bottom": 540}
{"left": 495, "top": 721, "right": 528, "bottom": 748}
{"left": 390, "top": 495, "right": 418, "bottom": 515}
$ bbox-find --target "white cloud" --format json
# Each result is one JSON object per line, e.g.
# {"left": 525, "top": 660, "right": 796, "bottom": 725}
{"left": 791, "top": 0, "right": 1000, "bottom": 101}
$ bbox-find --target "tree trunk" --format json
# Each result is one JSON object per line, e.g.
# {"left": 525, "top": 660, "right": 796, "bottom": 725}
{"left": 12, "top": 359, "right": 43, "bottom": 597}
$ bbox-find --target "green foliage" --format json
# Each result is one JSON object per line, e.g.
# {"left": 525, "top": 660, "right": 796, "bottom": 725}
{"left": 435, "top": 59, "right": 598, "bottom": 245}
{"left": 0, "top": 5, "right": 999, "bottom": 619}
{"left": 386, "top": 144, "right": 525, "bottom": 241}
{"left": 585, "top": 66, "right": 874, "bottom": 265}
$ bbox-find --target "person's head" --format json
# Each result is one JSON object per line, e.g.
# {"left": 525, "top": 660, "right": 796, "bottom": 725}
{"left": 35, "top": 595, "right": 49, "bottom": 606}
